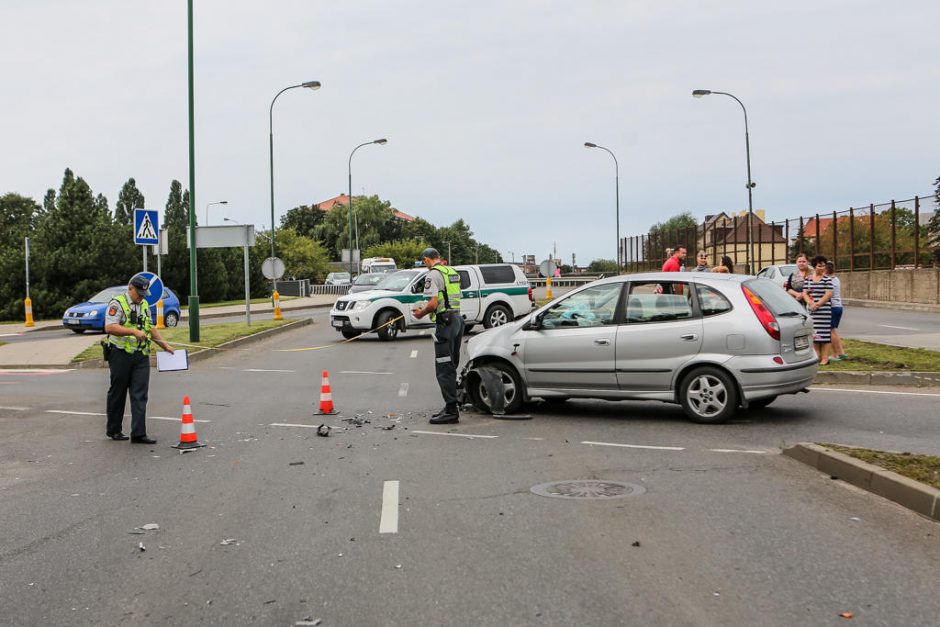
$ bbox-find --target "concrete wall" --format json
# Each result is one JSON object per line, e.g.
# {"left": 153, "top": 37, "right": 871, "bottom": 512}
{"left": 840, "top": 269, "right": 940, "bottom": 304}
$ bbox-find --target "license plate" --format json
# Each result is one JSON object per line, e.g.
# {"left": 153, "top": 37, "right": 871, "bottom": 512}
{"left": 67, "top": 319, "right": 80, "bottom": 325}
{"left": 794, "top": 335, "right": 809, "bottom": 350}
{"left": 331, "top": 319, "right": 344, "bottom": 328}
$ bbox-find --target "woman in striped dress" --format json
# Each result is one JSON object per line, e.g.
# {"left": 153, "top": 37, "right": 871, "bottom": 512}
{"left": 803, "top": 255, "right": 834, "bottom": 365}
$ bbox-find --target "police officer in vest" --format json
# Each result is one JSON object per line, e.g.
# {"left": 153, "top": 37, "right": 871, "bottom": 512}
{"left": 412, "top": 248, "right": 465, "bottom": 424}
{"left": 103, "top": 274, "right": 174, "bottom": 443}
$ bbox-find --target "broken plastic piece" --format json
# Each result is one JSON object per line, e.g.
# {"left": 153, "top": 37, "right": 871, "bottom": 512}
{"left": 317, "top": 424, "right": 330, "bottom": 437}
{"left": 138, "top": 542, "right": 146, "bottom": 552}
{"left": 220, "top": 538, "right": 239, "bottom": 546}
{"left": 140, "top": 523, "right": 159, "bottom": 531}
{"left": 289, "top": 461, "right": 305, "bottom": 466}
{"left": 839, "top": 611, "right": 854, "bottom": 619}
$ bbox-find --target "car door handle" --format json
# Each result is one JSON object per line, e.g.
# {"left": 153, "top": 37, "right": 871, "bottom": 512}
{"left": 680, "top": 334, "right": 699, "bottom": 341}
{"left": 594, "top": 339, "right": 611, "bottom": 346}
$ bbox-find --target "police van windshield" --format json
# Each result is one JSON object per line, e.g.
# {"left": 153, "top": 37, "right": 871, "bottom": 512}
{"left": 375, "top": 270, "right": 420, "bottom": 292}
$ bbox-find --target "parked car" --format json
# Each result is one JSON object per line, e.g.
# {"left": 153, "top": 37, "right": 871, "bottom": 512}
{"left": 325, "top": 272, "right": 351, "bottom": 286}
{"left": 756, "top": 264, "right": 798, "bottom": 289}
{"left": 459, "top": 272, "right": 817, "bottom": 423}
{"left": 62, "top": 286, "right": 181, "bottom": 333}
{"left": 329, "top": 263, "right": 534, "bottom": 340}
{"left": 348, "top": 272, "right": 387, "bottom": 293}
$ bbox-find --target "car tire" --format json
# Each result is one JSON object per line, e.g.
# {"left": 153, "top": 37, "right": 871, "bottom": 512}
{"left": 164, "top": 311, "right": 179, "bottom": 327}
{"left": 746, "top": 396, "right": 777, "bottom": 410}
{"left": 70, "top": 328, "right": 86, "bottom": 334}
{"left": 483, "top": 303, "right": 512, "bottom": 329}
{"left": 679, "top": 366, "right": 739, "bottom": 424}
{"left": 468, "top": 361, "right": 524, "bottom": 414}
{"left": 341, "top": 327, "right": 361, "bottom": 340}
{"left": 376, "top": 310, "right": 400, "bottom": 341}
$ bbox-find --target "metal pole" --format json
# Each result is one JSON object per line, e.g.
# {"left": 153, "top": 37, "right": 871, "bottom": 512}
{"left": 347, "top": 168, "right": 354, "bottom": 277}
{"left": 187, "top": 0, "right": 200, "bottom": 342}
{"left": 143, "top": 246, "right": 148, "bottom": 273}
{"left": 244, "top": 243, "right": 251, "bottom": 326}
{"left": 24, "top": 237, "right": 30, "bottom": 299}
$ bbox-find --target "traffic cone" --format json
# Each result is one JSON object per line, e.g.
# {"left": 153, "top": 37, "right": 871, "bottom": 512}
{"left": 172, "top": 395, "right": 206, "bottom": 449}
{"left": 316, "top": 371, "right": 337, "bottom": 415}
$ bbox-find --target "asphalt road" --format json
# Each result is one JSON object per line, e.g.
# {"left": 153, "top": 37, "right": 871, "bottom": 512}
{"left": 1, "top": 313, "right": 939, "bottom": 625}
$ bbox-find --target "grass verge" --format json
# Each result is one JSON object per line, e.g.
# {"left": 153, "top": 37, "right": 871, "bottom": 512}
{"left": 182, "top": 296, "right": 296, "bottom": 310}
{"left": 822, "top": 338, "right": 940, "bottom": 371}
{"left": 820, "top": 443, "right": 940, "bottom": 490}
{"left": 71, "top": 319, "right": 291, "bottom": 363}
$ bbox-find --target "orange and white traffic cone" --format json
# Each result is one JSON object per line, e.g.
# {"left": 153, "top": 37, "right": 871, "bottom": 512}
{"left": 315, "top": 371, "right": 337, "bottom": 415}
{"left": 172, "top": 395, "right": 206, "bottom": 449}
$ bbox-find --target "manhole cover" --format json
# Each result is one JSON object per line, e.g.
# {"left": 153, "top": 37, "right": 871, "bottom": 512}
{"left": 530, "top": 480, "right": 646, "bottom": 500}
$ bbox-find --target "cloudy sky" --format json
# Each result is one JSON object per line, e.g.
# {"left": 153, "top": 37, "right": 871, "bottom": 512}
{"left": 2, "top": 0, "right": 938, "bottom": 266}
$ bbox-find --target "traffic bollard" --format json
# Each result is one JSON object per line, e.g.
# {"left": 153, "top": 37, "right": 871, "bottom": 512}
{"left": 156, "top": 299, "right": 165, "bottom": 328}
{"left": 546, "top": 277, "right": 553, "bottom": 300}
{"left": 273, "top": 290, "right": 283, "bottom": 320}
{"left": 24, "top": 296, "right": 34, "bottom": 327}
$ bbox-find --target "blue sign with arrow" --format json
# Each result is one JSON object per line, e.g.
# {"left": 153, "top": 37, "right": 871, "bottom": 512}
{"left": 134, "top": 209, "right": 159, "bottom": 246}
{"left": 130, "top": 272, "right": 164, "bottom": 308}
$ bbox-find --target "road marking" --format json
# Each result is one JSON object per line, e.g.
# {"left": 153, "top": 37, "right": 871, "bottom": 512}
{"left": 398, "top": 383, "right": 409, "bottom": 397}
{"left": 340, "top": 370, "right": 392, "bottom": 375}
{"left": 523, "top": 437, "right": 545, "bottom": 441}
{"left": 269, "top": 422, "right": 322, "bottom": 429}
{"left": 582, "top": 440, "right": 685, "bottom": 451}
{"left": 412, "top": 430, "right": 498, "bottom": 439}
{"left": 243, "top": 368, "right": 296, "bottom": 373}
{"left": 0, "top": 406, "right": 30, "bottom": 411}
{"left": 811, "top": 387, "right": 940, "bottom": 398}
{"left": 0, "top": 369, "right": 74, "bottom": 375}
{"left": 0, "top": 333, "right": 22, "bottom": 338}
{"left": 409, "top": 350, "right": 418, "bottom": 359}
{"left": 879, "top": 324, "right": 919, "bottom": 331}
{"left": 151, "top": 416, "right": 211, "bottom": 423}
{"left": 708, "top": 448, "right": 768, "bottom": 454}
{"left": 44, "top": 410, "right": 209, "bottom": 422}
{"left": 379, "top": 480, "right": 399, "bottom": 534}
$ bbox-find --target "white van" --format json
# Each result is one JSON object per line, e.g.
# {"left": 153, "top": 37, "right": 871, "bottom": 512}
{"left": 329, "top": 263, "right": 534, "bottom": 340}
{"left": 360, "top": 257, "right": 397, "bottom": 274}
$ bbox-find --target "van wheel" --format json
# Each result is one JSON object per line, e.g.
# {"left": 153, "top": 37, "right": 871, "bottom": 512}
{"left": 164, "top": 311, "right": 179, "bottom": 327}
{"left": 468, "top": 362, "right": 524, "bottom": 413}
{"left": 341, "top": 327, "right": 361, "bottom": 340}
{"left": 483, "top": 304, "right": 511, "bottom": 328}
{"left": 679, "top": 366, "right": 738, "bottom": 424}
{"left": 376, "top": 310, "right": 400, "bottom": 341}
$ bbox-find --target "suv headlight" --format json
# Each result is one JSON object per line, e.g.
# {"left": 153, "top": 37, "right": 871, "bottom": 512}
{"left": 350, "top": 301, "right": 371, "bottom": 312}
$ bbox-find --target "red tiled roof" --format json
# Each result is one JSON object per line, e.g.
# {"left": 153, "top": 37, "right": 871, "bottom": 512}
{"left": 316, "top": 194, "right": 414, "bottom": 222}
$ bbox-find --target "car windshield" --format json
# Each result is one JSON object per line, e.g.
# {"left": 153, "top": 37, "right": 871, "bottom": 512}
{"left": 375, "top": 270, "right": 420, "bottom": 292}
{"left": 777, "top": 264, "right": 797, "bottom": 277}
{"left": 354, "top": 273, "right": 384, "bottom": 286}
{"left": 332, "top": 273, "right": 350, "bottom": 280}
{"left": 744, "top": 278, "right": 805, "bottom": 315}
{"left": 89, "top": 287, "right": 125, "bottom": 303}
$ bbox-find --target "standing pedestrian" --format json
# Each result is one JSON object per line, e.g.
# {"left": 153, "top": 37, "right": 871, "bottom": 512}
{"left": 692, "top": 252, "right": 711, "bottom": 272}
{"left": 662, "top": 246, "right": 686, "bottom": 272}
{"left": 104, "top": 274, "right": 174, "bottom": 443}
{"left": 826, "top": 260, "right": 847, "bottom": 360}
{"left": 786, "top": 254, "right": 811, "bottom": 307}
{"left": 712, "top": 255, "right": 735, "bottom": 274}
{"left": 803, "top": 255, "right": 834, "bottom": 365}
{"left": 412, "top": 248, "right": 465, "bottom": 424}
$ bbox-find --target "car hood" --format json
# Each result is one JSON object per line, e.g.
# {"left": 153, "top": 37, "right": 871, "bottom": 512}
{"left": 65, "top": 302, "right": 107, "bottom": 315}
{"left": 466, "top": 315, "right": 530, "bottom": 360}
{"left": 338, "top": 289, "right": 404, "bottom": 302}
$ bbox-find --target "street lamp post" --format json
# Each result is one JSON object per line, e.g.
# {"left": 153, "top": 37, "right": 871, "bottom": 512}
{"left": 269, "top": 80, "right": 321, "bottom": 293}
{"left": 507, "top": 250, "right": 515, "bottom": 263}
{"left": 347, "top": 138, "right": 388, "bottom": 276}
{"left": 692, "top": 89, "right": 756, "bottom": 272}
{"left": 205, "top": 200, "right": 228, "bottom": 225}
{"left": 584, "top": 142, "right": 621, "bottom": 272}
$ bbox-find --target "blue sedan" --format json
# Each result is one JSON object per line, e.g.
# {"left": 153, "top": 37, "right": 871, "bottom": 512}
{"left": 62, "top": 286, "right": 182, "bottom": 333}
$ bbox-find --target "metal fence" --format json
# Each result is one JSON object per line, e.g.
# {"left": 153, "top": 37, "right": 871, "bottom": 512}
{"left": 623, "top": 195, "right": 938, "bottom": 272}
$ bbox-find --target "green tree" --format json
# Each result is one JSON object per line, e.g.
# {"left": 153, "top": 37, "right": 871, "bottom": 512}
{"left": 250, "top": 228, "right": 330, "bottom": 284}
{"left": 363, "top": 238, "right": 431, "bottom": 266}
{"left": 927, "top": 174, "right": 940, "bottom": 265}
{"left": 280, "top": 204, "right": 325, "bottom": 239}
{"left": 588, "top": 259, "right": 618, "bottom": 273}
{"left": 159, "top": 180, "right": 192, "bottom": 295}
{"left": 315, "top": 195, "right": 398, "bottom": 257}
{"left": 0, "top": 193, "right": 41, "bottom": 319}
{"left": 645, "top": 211, "right": 698, "bottom": 263}
{"left": 115, "top": 178, "right": 145, "bottom": 225}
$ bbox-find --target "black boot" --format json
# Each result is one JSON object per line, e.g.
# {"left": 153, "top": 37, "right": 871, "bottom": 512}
{"left": 429, "top": 405, "right": 459, "bottom": 424}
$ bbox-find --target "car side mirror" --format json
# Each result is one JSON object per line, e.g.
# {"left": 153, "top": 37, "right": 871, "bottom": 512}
{"left": 522, "top": 313, "right": 543, "bottom": 331}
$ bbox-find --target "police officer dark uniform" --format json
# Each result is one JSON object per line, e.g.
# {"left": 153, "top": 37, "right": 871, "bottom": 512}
{"left": 103, "top": 275, "right": 174, "bottom": 443}
{"left": 411, "top": 248, "right": 465, "bottom": 424}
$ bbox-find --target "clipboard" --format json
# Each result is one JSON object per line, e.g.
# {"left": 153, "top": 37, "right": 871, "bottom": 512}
{"left": 156, "top": 349, "right": 189, "bottom": 372}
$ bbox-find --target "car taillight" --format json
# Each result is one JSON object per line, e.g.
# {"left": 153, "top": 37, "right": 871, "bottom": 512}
{"left": 742, "top": 285, "right": 780, "bottom": 340}
{"left": 528, "top": 287, "right": 534, "bottom": 301}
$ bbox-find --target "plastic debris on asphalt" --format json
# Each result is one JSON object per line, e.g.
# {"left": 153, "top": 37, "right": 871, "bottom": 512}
{"left": 220, "top": 538, "right": 240, "bottom": 546}
{"left": 138, "top": 542, "right": 146, "bottom": 552}
{"left": 296, "top": 619, "right": 322, "bottom": 626}
{"left": 839, "top": 611, "right": 855, "bottom": 619}
{"left": 289, "top": 461, "right": 305, "bottom": 466}
{"left": 317, "top": 424, "right": 331, "bottom": 437}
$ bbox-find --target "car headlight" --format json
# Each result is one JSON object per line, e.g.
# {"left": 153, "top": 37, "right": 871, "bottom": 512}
{"left": 87, "top": 310, "right": 98, "bottom": 317}
{"left": 350, "top": 301, "right": 371, "bottom": 311}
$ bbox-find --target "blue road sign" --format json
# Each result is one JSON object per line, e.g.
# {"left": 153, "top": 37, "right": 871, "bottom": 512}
{"left": 131, "top": 272, "right": 164, "bottom": 308}
{"left": 134, "top": 209, "right": 159, "bottom": 246}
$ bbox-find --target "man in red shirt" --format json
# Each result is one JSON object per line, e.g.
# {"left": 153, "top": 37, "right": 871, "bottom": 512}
{"left": 662, "top": 246, "right": 686, "bottom": 272}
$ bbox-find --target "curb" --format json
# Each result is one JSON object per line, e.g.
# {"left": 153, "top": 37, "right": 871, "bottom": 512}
{"left": 843, "top": 298, "right": 940, "bottom": 314}
{"left": 783, "top": 443, "right": 940, "bottom": 522}
{"left": 71, "top": 318, "right": 313, "bottom": 370}
{"left": 813, "top": 371, "right": 940, "bottom": 387}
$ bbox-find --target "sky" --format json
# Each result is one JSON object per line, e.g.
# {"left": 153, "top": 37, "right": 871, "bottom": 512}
{"left": 2, "top": 0, "right": 938, "bottom": 267}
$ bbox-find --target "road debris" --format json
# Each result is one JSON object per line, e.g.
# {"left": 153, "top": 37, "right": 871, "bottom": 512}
{"left": 296, "top": 619, "right": 322, "bottom": 626}
{"left": 139, "top": 523, "right": 159, "bottom": 531}
{"left": 138, "top": 542, "right": 146, "bottom": 552}
{"left": 839, "top": 611, "right": 855, "bottom": 619}
{"left": 317, "top": 424, "right": 331, "bottom": 437}
{"left": 220, "top": 538, "right": 240, "bottom": 546}
{"left": 632, "top": 541, "right": 641, "bottom": 547}
{"left": 289, "top": 461, "right": 305, "bottom": 466}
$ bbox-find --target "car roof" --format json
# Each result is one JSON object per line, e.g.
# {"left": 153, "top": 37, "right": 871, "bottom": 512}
{"left": 591, "top": 272, "right": 751, "bottom": 286}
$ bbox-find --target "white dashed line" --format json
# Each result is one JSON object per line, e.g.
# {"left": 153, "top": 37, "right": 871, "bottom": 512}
{"left": 708, "top": 448, "right": 768, "bottom": 454}
{"left": 879, "top": 324, "right": 919, "bottom": 331}
{"left": 46, "top": 410, "right": 104, "bottom": 416}
{"left": 582, "top": 440, "right": 685, "bottom": 451}
{"left": 811, "top": 387, "right": 940, "bottom": 397}
{"left": 379, "top": 480, "right": 399, "bottom": 534}
{"left": 0, "top": 406, "right": 30, "bottom": 411}
{"left": 242, "top": 368, "right": 296, "bottom": 373}
{"left": 522, "top": 437, "right": 545, "bottom": 441}
{"left": 409, "top": 350, "right": 418, "bottom": 359}
{"left": 411, "top": 430, "right": 498, "bottom": 439}
{"left": 398, "top": 383, "right": 409, "bottom": 397}
{"left": 340, "top": 371, "right": 392, "bottom": 375}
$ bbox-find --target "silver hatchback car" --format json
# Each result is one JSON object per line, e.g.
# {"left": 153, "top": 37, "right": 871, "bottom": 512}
{"left": 460, "top": 272, "right": 818, "bottom": 423}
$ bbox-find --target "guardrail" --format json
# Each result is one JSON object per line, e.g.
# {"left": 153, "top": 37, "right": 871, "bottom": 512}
{"left": 308, "top": 284, "right": 352, "bottom": 296}
{"left": 528, "top": 276, "right": 604, "bottom": 288}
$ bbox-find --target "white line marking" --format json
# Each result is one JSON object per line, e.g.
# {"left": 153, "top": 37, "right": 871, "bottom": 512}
{"left": 398, "top": 383, "right": 409, "bottom": 397}
{"left": 811, "top": 387, "right": 940, "bottom": 397}
{"left": 270, "top": 422, "right": 322, "bottom": 429}
{"left": 0, "top": 406, "right": 30, "bottom": 411}
{"left": 0, "top": 369, "right": 74, "bottom": 375}
{"left": 409, "top": 350, "right": 418, "bottom": 359}
{"left": 879, "top": 324, "right": 919, "bottom": 331}
{"left": 243, "top": 368, "right": 295, "bottom": 373}
{"left": 709, "top": 448, "right": 768, "bottom": 454}
{"left": 46, "top": 410, "right": 104, "bottom": 416}
{"left": 379, "top": 480, "right": 399, "bottom": 534}
{"left": 0, "top": 333, "right": 23, "bottom": 338}
{"left": 151, "top": 416, "right": 211, "bottom": 423}
{"left": 340, "top": 370, "right": 392, "bottom": 375}
{"left": 522, "top": 437, "right": 545, "bottom": 441}
{"left": 582, "top": 440, "right": 685, "bottom": 451}
{"left": 411, "top": 430, "right": 498, "bottom": 439}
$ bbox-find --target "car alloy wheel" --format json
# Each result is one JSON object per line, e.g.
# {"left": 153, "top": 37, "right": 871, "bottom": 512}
{"left": 679, "top": 366, "right": 738, "bottom": 424}
{"left": 484, "top": 304, "right": 511, "bottom": 328}
{"left": 164, "top": 312, "right": 179, "bottom": 327}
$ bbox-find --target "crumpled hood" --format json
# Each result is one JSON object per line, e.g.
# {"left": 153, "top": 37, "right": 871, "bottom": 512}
{"left": 466, "top": 315, "right": 530, "bottom": 360}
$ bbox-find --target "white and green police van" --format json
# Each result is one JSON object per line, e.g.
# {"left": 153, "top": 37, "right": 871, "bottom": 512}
{"left": 329, "top": 264, "right": 534, "bottom": 341}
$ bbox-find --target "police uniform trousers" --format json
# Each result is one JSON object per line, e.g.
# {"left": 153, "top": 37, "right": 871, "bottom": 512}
{"left": 107, "top": 349, "right": 151, "bottom": 439}
{"left": 432, "top": 311, "right": 465, "bottom": 407}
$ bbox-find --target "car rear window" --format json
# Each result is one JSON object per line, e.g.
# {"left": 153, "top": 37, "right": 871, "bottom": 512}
{"left": 744, "top": 278, "right": 804, "bottom": 315}
{"left": 479, "top": 265, "right": 516, "bottom": 284}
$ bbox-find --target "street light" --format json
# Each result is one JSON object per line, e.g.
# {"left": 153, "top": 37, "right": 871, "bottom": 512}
{"left": 584, "top": 142, "right": 621, "bottom": 271}
{"left": 692, "top": 88, "right": 756, "bottom": 272}
{"left": 205, "top": 200, "right": 228, "bottom": 225}
{"left": 347, "top": 138, "right": 388, "bottom": 276}
{"left": 507, "top": 250, "right": 515, "bottom": 263}
{"left": 269, "top": 79, "right": 321, "bottom": 293}
{"left": 223, "top": 217, "right": 240, "bottom": 224}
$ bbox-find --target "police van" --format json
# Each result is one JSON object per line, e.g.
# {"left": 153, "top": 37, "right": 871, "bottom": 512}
{"left": 329, "top": 263, "right": 534, "bottom": 341}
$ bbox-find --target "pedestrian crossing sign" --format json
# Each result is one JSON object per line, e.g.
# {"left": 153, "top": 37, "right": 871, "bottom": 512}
{"left": 134, "top": 209, "right": 159, "bottom": 245}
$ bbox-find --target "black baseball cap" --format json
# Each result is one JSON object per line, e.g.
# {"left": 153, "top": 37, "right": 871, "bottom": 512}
{"left": 420, "top": 247, "right": 440, "bottom": 260}
{"left": 129, "top": 274, "right": 151, "bottom": 296}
